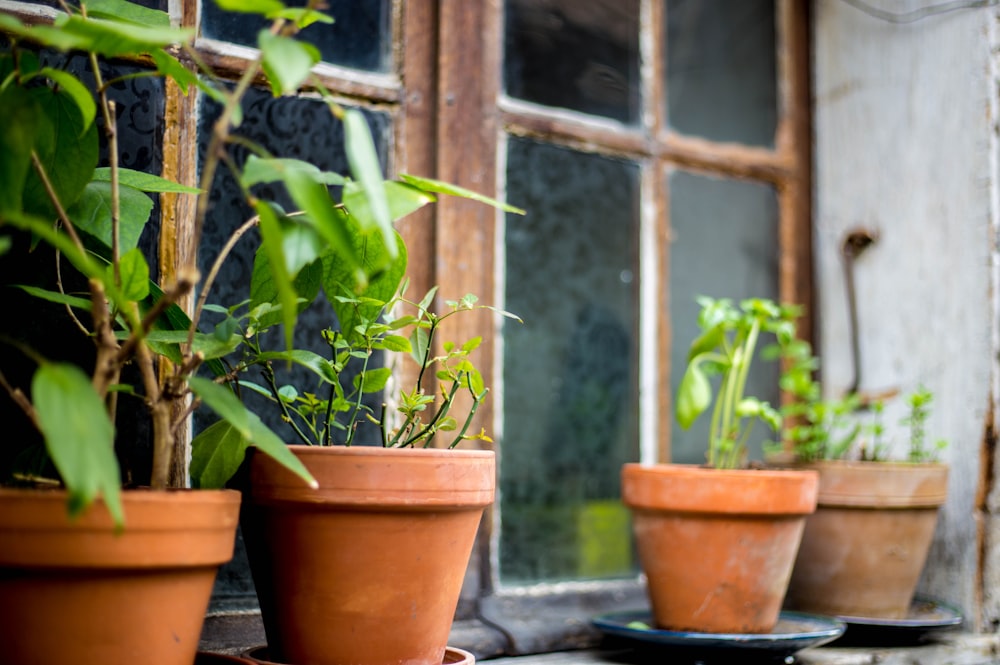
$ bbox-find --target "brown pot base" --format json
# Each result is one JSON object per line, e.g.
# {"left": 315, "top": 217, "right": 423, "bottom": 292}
{"left": 243, "top": 645, "right": 476, "bottom": 665}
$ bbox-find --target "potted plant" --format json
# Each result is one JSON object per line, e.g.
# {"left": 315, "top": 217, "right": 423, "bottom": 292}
{"left": 0, "top": 1, "right": 518, "bottom": 664}
{"left": 621, "top": 297, "right": 819, "bottom": 634}
{"left": 775, "top": 341, "right": 950, "bottom": 619}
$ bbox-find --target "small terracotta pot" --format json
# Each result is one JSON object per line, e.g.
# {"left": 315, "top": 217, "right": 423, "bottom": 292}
{"left": 242, "top": 645, "right": 476, "bottom": 665}
{"left": 244, "top": 445, "right": 494, "bottom": 665}
{"left": 621, "top": 463, "right": 818, "bottom": 634}
{"left": 0, "top": 487, "right": 241, "bottom": 665}
{"left": 784, "top": 460, "right": 949, "bottom": 619}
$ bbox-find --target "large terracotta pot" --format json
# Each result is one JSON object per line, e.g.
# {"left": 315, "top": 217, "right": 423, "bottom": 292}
{"left": 244, "top": 445, "right": 495, "bottom": 665}
{"left": 621, "top": 463, "right": 818, "bottom": 634}
{"left": 784, "top": 460, "right": 949, "bottom": 619}
{"left": 0, "top": 487, "right": 241, "bottom": 665}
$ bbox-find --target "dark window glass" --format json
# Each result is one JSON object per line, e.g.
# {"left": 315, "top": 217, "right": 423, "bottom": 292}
{"left": 29, "top": 0, "right": 165, "bottom": 9}
{"left": 665, "top": 0, "right": 777, "bottom": 147}
{"left": 504, "top": 0, "right": 640, "bottom": 125}
{"left": 667, "top": 169, "right": 780, "bottom": 464}
{"left": 201, "top": 0, "right": 392, "bottom": 73}
{"left": 501, "top": 137, "right": 640, "bottom": 584}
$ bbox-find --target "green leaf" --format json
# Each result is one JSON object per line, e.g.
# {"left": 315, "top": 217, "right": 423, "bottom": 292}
{"left": 113, "top": 248, "right": 150, "bottom": 301}
{"left": 23, "top": 85, "right": 98, "bottom": 220}
{"left": 240, "top": 155, "right": 346, "bottom": 188}
{"left": 676, "top": 359, "right": 712, "bottom": 430}
{"left": 212, "top": 0, "right": 285, "bottom": 15}
{"left": 138, "top": 329, "right": 242, "bottom": 361}
{"left": 150, "top": 49, "right": 200, "bottom": 95}
{"left": 258, "top": 30, "right": 320, "bottom": 96}
{"left": 189, "top": 376, "right": 316, "bottom": 489}
{"left": 323, "top": 226, "right": 407, "bottom": 345}
{"left": 400, "top": 173, "right": 525, "bottom": 214}
{"left": 32, "top": 362, "right": 123, "bottom": 526}
{"left": 409, "top": 325, "right": 429, "bottom": 366}
{"left": 34, "top": 68, "right": 96, "bottom": 132}
{"left": 355, "top": 367, "right": 391, "bottom": 393}
{"left": 249, "top": 249, "right": 322, "bottom": 331}
{"left": 342, "top": 109, "right": 395, "bottom": 256}
{"left": 52, "top": 15, "right": 193, "bottom": 57}
{"left": 274, "top": 7, "right": 334, "bottom": 28}
{"left": 67, "top": 181, "right": 153, "bottom": 254}
{"left": 190, "top": 419, "right": 249, "bottom": 490}
{"left": 0, "top": 15, "right": 94, "bottom": 51}
{"left": 379, "top": 334, "right": 411, "bottom": 353}
{"left": 0, "top": 85, "right": 41, "bottom": 214}
{"left": 82, "top": 0, "right": 171, "bottom": 27}
{"left": 92, "top": 167, "right": 201, "bottom": 194}
{"left": 255, "top": 200, "right": 299, "bottom": 351}
{"left": 254, "top": 350, "right": 338, "bottom": 384}
{"left": 343, "top": 180, "right": 435, "bottom": 228}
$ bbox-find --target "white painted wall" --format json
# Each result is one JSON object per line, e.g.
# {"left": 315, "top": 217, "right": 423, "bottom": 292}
{"left": 813, "top": 0, "right": 997, "bottom": 628}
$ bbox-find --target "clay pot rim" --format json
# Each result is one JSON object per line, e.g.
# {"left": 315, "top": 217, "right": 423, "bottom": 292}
{"left": 241, "top": 644, "right": 476, "bottom": 665}
{"left": 283, "top": 444, "right": 494, "bottom": 459}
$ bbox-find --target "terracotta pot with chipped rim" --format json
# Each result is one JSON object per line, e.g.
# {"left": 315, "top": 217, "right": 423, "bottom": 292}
{"left": 621, "top": 463, "right": 819, "bottom": 634}
{"left": 0, "top": 487, "right": 241, "bottom": 665}
{"left": 784, "top": 460, "right": 949, "bottom": 619}
{"left": 243, "top": 445, "right": 494, "bottom": 665}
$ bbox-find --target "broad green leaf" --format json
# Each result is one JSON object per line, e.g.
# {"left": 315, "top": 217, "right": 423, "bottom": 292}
{"left": 189, "top": 376, "right": 316, "bottom": 489}
{"left": 138, "top": 329, "right": 242, "bottom": 361}
{"left": 150, "top": 49, "right": 199, "bottom": 95}
{"left": 409, "top": 325, "right": 429, "bottom": 366}
{"left": 258, "top": 30, "right": 320, "bottom": 96}
{"left": 0, "top": 15, "right": 93, "bottom": 51}
{"left": 23, "top": 85, "right": 98, "bottom": 220}
{"left": 212, "top": 0, "right": 285, "bottom": 15}
{"left": 255, "top": 200, "right": 298, "bottom": 351}
{"left": 343, "top": 180, "right": 435, "bottom": 229}
{"left": 35, "top": 68, "right": 96, "bottom": 132}
{"left": 342, "top": 109, "right": 395, "bottom": 256}
{"left": 249, "top": 249, "right": 322, "bottom": 330}
{"left": 68, "top": 181, "right": 153, "bottom": 254}
{"left": 323, "top": 226, "right": 406, "bottom": 345}
{"left": 32, "top": 362, "right": 123, "bottom": 526}
{"left": 0, "top": 85, "right": 41, "bottom": 214}
{"left": 190, "top": 419, "right": 248, "bottom": 489}
{"left": 52, "top": 15, "right": 193, "bottom": 57}
{"left": 355, "top": 367, "right": 391, "bottom": 393}
{"left": 687, "top": 324, "right": 725, "bottom": 362}
{"left": 82, "top": 0, "right": 171, "bottom": 27}
{"left": 241, "top": 156, "right": 346, "bottom": 188}
{"left": 92, "top": 167, "right": 201, "bottom": 194}
{"left": 274, "top": 7, "right": 334, "bottom": 28}
{"left": 379, "top": 334, "right": 411, "bottom": 353}
{"left": 400, "top": 173, "right": 525, "bottom": 214}
{"left": 676, "top": 359, "right": 712, "bottom": 430}
{"left": 114, "top": 248, "right": 150, "bottom": 302}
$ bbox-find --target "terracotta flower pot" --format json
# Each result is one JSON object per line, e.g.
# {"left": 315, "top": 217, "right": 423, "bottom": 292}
{"left": 0, "top": 487, "right": 241, "bottom": 665}
{"left": 621, "top": 463, "right": 818, "bottom": 634}
{"left": 784, "top": 460, "right": 949, "bottom": 619}
{"left": 244, "top": 445, "right": 495, "bottom": 665}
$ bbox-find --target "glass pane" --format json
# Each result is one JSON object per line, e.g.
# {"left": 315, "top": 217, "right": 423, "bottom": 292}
{"left": 665, "top": 0, "right": 777, "bottom": 147}
{"left": 667, "top": 169, "right": 780, "bottom": 464}
{"left": 201, "top": 0, "right": 392, "bottom": 73}
{"left": 501, "top": 138, "right": 640, "bottom": 584}
{"left": 504, "top": 0, "right": 641, "bottom": 125}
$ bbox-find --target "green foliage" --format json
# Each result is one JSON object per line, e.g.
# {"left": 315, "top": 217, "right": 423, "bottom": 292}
{"left": 675, "top": 296, "right": 800, "bottom": 469}
{"left": 0, "top": 0, "right": 524, "bottom": 522}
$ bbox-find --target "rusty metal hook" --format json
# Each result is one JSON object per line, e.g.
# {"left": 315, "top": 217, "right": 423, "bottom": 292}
{"left": 841, "top": 228, "right": 878, "bottom": 396}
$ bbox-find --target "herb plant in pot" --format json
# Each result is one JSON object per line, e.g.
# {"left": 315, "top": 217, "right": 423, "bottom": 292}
{"left": 621, "top": 297, "right": 819, "bottom": 634}
{"left": 0, "top": 1, "right": 476, "bottom": 663}
{"left": 208, "top": 239, "right": 520, "bottom": 665}
{"left": 776, "top": 343, "right": 950, "bottom": 620}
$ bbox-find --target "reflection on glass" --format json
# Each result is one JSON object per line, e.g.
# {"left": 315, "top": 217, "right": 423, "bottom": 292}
{"left": 667, "top": 170, "right": 780, "bottom": 464}
{"left": 201, "top": 0, "right": 391, "bottom": 73}
{"left": 504, "top": 0, "right": 640, "bottom": 124}
{"left": 501, "top": 137, "right": 640, "bottom": 584}
{"left": 665, "top": 0, "right": 777, "bottom": 147}
{"left": 196, "top": 86, "right": 391, "bottom": 445}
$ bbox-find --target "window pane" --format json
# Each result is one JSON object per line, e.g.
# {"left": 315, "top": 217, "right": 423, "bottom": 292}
{"left": 504, "top": 0, "right": 640, "bottom": 125}
{"left": 201, "top": 0, "right": 392, "bottom": 73}
{"left": 665, "top": 0, "right": 777, "bottom": 147}
{"left": 501, "top": 138, "right": 640, "bottom": 584}
{"left": 667, "top": 169, "right": 780, "bottom": 464}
